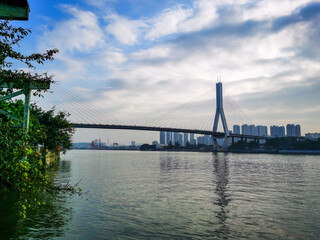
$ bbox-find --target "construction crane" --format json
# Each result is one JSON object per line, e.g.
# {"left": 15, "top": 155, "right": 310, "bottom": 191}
{"left": 90, "top": 138, "right": 102, "bottom": 150}
{"left": 90, "top": 139, "right": 97, "bottom": 150}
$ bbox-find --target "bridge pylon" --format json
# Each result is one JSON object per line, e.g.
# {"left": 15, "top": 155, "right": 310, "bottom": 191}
{"left": 212, "top": 81, "right": 230, "bottom": 151}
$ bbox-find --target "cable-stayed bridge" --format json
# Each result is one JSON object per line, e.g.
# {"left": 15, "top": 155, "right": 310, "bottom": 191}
{"left": 37, "top": 82, "right": 270, "bottom": 150}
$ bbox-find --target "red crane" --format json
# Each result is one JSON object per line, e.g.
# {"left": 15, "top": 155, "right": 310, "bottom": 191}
{"left": 90, "top": 139, "right": 97, "bottom": 150}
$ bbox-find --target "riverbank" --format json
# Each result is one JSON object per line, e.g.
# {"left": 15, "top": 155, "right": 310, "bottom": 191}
{"left": 72, "top": 148, "right": 320, "bottom": 155}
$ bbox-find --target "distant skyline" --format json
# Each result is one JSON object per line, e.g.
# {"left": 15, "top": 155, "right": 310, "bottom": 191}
{"left": 10, "top": 0, "right": 320, "bottom": 144}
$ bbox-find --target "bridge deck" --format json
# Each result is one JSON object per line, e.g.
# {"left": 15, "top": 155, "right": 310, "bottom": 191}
{"left": 73, "top": 123, "right": 270, "bottom": 140}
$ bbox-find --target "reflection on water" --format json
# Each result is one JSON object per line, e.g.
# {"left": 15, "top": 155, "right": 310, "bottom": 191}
{"left": 0, "top": 162, "right": 73, "bottom": 240}
{"left": 2, "top": 151, "right": 320, "bottom": 239}
{"left": 212, "top": 153, "right": 230, "bottom": 239}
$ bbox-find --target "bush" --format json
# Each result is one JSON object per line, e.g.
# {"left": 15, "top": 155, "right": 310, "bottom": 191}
{"left": 0, "top": 120, "right": 48, "bottom": 218}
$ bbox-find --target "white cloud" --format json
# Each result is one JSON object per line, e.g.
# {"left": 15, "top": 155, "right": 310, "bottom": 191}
{"left": 95, "top": 51, "right": 127, "bottom": 68}
{"left": 51, "top": 55, "right": 87, "bottom": 83}
{"left": 145, "top": 0, "right": 220, "bottom": 40}
{"left": 145, "top": 5, "right": 193, "bottom": 40}
{"left": 39, "top": 5, "right": 104, "bottom": 53}
{"left": 105, "top": 15, "right": 147, "bottom": 45}
{"left": 84, "top": 0, "right": 117, "bottom": 8}
{"left": 179, "top": 0, "right": 219, "bottom": 32}
{"left": 131, "top": 45, "right": 171, "bottom": 60}
{"left": 34, "top": 0, "right": 320, "bottom": 139}
{"left": 105, "top": 51, "right": 127, "bottom": 66}
{"left": 88, "top": 1, "right": 320, "bottom": 130}
{"left": 240, "top": 0, "right": 313, "bottom": 21}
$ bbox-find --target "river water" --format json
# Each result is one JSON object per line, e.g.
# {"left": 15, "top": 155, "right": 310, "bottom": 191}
{"left": 1, "top": 150, "right": 320, "bottom": 239}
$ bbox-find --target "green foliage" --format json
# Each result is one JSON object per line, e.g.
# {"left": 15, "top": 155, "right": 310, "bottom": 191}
{"left": 140, "top": 144, "right": 156, "bottom": 151}
{"left": 0, "top": 120, "right": 48, "bottom": 218}
{"left": 31, "top": 105, "right": 75, "bottom": 153}
{"left": 0, "top": 20, "right": 70, "bottom": 218}
{"left": 229, "top": 140, "right": 260, "bottom": 151}
{"left": 0, "top": 20, "right": 58, "bottom": 95}
{"left": 265, "top": 137, "right": 320, "bottom": 150}
{"left": 229, "top": 140, "right": 247, "bottom": 150}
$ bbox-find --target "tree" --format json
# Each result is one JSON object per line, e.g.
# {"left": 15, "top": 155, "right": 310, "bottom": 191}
{"left": 31, "top": 106, "right": 74, "bottom": 153}
{"left": 140, "top": 144, "right": 155, "bottom": 151}
{"left": 0, "top": 20, "right": 58, "bottom": 94}
{"left": 0, "top": 20, "right": 60, "bottom": 218}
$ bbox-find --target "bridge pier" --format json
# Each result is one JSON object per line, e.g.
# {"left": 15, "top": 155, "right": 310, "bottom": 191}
{"left": 212, "top": 81, "right": 229, "bottom": 151}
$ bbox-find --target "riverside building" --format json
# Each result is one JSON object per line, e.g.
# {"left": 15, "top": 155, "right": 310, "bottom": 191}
{"left": 160, "top": 131, "right": 165, "bottom": 145}
{"left": 270, "top": 125, "right": 285, "bottom": 137}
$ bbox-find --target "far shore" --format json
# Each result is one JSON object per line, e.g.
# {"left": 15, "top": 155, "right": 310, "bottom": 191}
{"left": 70, "top": 148, "right": 320, "bottom": 155}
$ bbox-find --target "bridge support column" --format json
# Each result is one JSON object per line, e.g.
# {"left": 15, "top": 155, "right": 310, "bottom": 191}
{"left": 212, "top": 81, "right": 229, "bottom": 152}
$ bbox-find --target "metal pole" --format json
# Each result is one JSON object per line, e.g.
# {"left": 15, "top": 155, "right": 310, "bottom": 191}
{"left": 23, "top": 82, "right": 31, "bottom": 131}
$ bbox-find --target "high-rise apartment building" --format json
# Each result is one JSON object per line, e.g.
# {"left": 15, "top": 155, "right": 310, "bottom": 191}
{"left": 190, "top": 133, "right": 196, "bottom": 145}
{"left": 197, "top": 136, "right": 204, "bottom": 145}
{"left": 160, "top": 131, "right": 165, "bottom": 145}
{"left": 257, "top": 125, "right": 268, "bottom": 136}
{"left": 178, "top": 134, "right": 183, "bottom": 145}
{"left": 241, "top": 124, "right": 249, "bottom": 135}
{"left": 173, "top": 132, "right": 179, "bottom": 144}
{"left": 183, "top": 133, "right": 188, "bottom": 146}
{"left": 233, "top": 125, "right": 240, "bottom": 134}
{"left": 232, "top": 125, "right": 240, "bottom": 143}
{"left": 286, "top": 124, "right": 301, "bottom": 137}
{"left": 249, "top": 125, "right": 257, "bottom": 136}
{"left": 270, "top": 125, "right": 285, "bottom": 137}
{"left": 166, "top": 132, "right": 172, "bottom": 145}
{"left": 295, "top": 124, "right": 301, "bottom": 137}
{"left": 286, "top": 124, "right": 294, "bottom": 137}
{"left": 197, "top": 135, "right": 213, "bottom": 146}
{"left": 205, "top": 135, "right": 213, "bottom": 145}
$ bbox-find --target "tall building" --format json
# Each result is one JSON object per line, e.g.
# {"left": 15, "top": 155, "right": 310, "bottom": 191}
{"left": 286, "top": 124, "right": 301, "bottom": 137}
{"left": 270, "top": 125, "right": 285, "bottom": 137}
{"left": 166, "top": 132, "right": 172, "bottom": 145}
{"left": 160, "top": 131, "right": 165, "bottom": 145}
{"left": 280, "top": 126, "right": 285, "bottom": 137}
{"left": 190, "top": 133, "right": 196, "bottom": 145}
{"left": 205, "top": 135, "right": 213, "bottom": 145}
{"left": 233, "top": 125, "right": 240, "bottom": 134}
{"left": 173, "top": 132, "right": 179, "bottom": 144}
{"left": 232, "top": 125, "right": 240, "bottom": 143}
{"left": 295, "top": 124, "right": 301, "bottom": 137}
{"left": 183, "top": 133, "right": 188, "bottom": 146}
{"left": 178, "top": 134, "right": 183, "bottom": 145}
{"left": 286, "top": 124, "right": 294, "bottom": 137}
{"left": 197, "top": 136, "right": 204, "bottom": 145}
{"left": 257, "top": 125, "right": 268, "bottom": 136}
{"left": 249, "top": 125, "right": 257, "bottom": 136}
{"left": 241, "top": 124, "right": 249, "bottom": 135}
{"left": 196, "top": 135, "right": 213, "bottom": 146}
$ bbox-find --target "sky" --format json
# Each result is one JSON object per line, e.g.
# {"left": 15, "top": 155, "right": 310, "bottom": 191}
{"left": 10, "top": 0, "right": 320, "bottom": 144}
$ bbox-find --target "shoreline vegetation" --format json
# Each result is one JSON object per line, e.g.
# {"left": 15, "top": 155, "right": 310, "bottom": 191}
{"left": 73, "top": 148, "right": 320, "bottom": 155}
{"left": 0, "top": 21, "right": 75, "bottom": 218}
{"left": 73, "top": 136, "right": 320, "bottom": 155}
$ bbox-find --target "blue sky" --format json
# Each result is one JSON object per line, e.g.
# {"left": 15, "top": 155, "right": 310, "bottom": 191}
{"left": 9, "top": 0, "right": 320, "bottom": 144}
